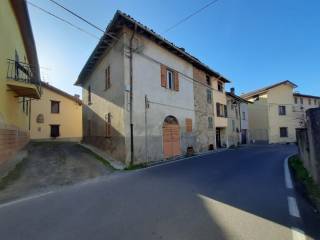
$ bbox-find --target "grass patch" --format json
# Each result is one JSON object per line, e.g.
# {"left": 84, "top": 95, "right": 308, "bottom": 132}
{"left": 0, "top": 158, "right": 28, "bottom": 191}
{"left": 289, "top": 155, "right": 320, "bottom": 208}
{"left": 124, "top": 163, "right": 147, "bottom": 171}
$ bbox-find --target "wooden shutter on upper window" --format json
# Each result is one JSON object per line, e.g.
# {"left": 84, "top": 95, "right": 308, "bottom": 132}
{"left": 185, "top": 118, "right": 192, "bottom": 133}
{"left": 216, "top": 103, "right": 220, "bottom": 117}
{"left": 174, "top": 71, "right": 179, "bottom": 91}
{"left": 160, "top": 64, "right": 167, "bottom": 88}
{"left": 105, "top": 66, "right": 111, "bottom": 89}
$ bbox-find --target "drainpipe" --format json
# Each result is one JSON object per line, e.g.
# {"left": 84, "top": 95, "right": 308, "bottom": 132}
{"left": 129, "top": 24, "right": 137, "bottom": 166}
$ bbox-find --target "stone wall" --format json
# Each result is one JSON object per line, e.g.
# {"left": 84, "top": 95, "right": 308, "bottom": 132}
{"left": 192, "top": 67, "right": 215, "bottom": 151}
{"left": 296, "top": 107, "right": 320, "bottom": 185}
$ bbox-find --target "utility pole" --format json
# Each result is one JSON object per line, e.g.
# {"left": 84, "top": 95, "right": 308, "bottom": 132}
{"left": 129, "top": 24, "right": 137, "bottom": 166}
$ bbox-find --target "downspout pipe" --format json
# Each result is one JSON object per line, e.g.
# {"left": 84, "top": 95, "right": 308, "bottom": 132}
{"left": 129, "top": 24, "right": 137, "bottom": 166}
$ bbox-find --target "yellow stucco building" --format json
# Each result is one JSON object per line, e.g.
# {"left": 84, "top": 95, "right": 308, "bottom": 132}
{"left": 30, "top": 82, "right": 83, "bottom": 141}
{"left": 0, "top": 0, "right": 41, "bottom": 168}
{"left": 242, "top": 80, "right": 320, "bottom": 144}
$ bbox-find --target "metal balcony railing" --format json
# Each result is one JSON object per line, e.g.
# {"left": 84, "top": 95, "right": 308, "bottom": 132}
{"left": 6, "top": 59, "right": 41, "bottom": 94}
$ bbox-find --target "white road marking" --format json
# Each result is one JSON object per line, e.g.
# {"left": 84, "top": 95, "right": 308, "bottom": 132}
{"left": 291, "top": 227, "right": 306, "bottom": 240}
{"left": 284, "top": 156, "right": 293, "bottom": 189}
{"left": 0, "top": 191, "right": 53, "bottom": 209}
{"left": 288, "top": 196, "right": 301, "bottom": 218}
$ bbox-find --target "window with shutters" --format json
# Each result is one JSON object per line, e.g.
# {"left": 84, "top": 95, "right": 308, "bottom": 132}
{"left": 88, "top": 85, "right": 92, "bottom": 105}
{"left": 105, "top": 113, "right": 112, "bottom": 138}
{"left": 308, "top": 98, "right": 311, "bottom": 105}
{"left": 294, "top": 97, "right": 298, "bottom": 104}
{"left": 160, "top": 65, "right": 179, "bottom": 91}
{"left": 185, "top": 118, "right": 192, "bottom": 133}
{"left": 207, "top": 89, "right": 212, "bottom": 104}
{"left": 300, "top": 97, "right": 303, "bottom": 104}
{"left": 167, "top": 69, "right": 174, "bottom": 90}
{"left": 278, "top": 105, "right": 286, "bottom": 115}
{"left": 280, "top": 127, "right": 288, "bottom": 138}
{"left": 224, "top": 105, "right": 228, "bottom": 117}
{"left": 208, "top": 116, "right": 213, "bottom": 129}
{"left": 314, "top": 99, "right": 317, "bottom": 105}
{"left": 105, "top": 65, "right": 111, "bottom": 90}
{"left": 216, "top": 103, "right": 227, "bottom": 117}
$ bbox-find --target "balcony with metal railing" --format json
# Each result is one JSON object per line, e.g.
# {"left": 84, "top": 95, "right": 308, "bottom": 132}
{"left": 6, "top": 59, "right": 41, "bottom": 99}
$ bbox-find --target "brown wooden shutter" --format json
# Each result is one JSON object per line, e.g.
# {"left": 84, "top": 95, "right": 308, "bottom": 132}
{"left": 174, "top": 71, "right": 179, "bottom": 91}
{"left": 105, "top": 65, "right": 111, "bottom": 89}
{"left": 216, "top": 103, "right": 220, "bottom": 117}
{"left": 185, "top": 118, "right": 192, "bottom": 133}
{"left": 160, "top": 64, "right": 167, "bottom": 88}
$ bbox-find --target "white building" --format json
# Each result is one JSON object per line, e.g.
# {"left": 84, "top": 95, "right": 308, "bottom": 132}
{"left": 75, "top": 11, "right": 230, "bottom": 165}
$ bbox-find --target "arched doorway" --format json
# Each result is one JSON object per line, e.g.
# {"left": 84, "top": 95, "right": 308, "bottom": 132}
{"left": 163, "top": 116, "right": 181, "bottom": 158}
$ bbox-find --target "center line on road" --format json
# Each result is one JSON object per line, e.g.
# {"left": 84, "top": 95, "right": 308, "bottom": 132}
{"left": 288, "top": 196, "right": 301, "bottom": 218}
{"left": 284, "top": 156, "right": 293, "bottom": 189}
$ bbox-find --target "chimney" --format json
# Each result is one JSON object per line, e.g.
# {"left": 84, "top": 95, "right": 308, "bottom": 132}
{"left": 230, "top": 87, "right": 235, "bottom": 94}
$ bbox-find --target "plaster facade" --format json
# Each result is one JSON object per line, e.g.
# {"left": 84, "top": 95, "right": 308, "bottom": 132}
{"left": 30, "top": 85, "right": 82, "bottom": 141}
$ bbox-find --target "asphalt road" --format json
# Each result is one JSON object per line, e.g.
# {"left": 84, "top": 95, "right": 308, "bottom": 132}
{"left": 0, "top": 144, "right": 317, "bottom": 240}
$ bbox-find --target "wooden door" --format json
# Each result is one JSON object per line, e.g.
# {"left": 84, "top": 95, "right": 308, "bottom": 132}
{"left": 163, "top": 118, "right": 181, "bottom": 158}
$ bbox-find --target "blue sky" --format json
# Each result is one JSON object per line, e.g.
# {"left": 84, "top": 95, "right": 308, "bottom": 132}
{"left": 28, "top": 0, "right": 320, "bottom": 97}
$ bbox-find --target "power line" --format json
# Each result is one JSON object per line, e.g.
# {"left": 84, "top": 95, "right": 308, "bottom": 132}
{"left": 27, "top": 1, "right": 100, "bottom": 39}
{"left": 46, "top": 0, "right": 119, "bottom": 41}
{"left": 48, "top": 0, "right": 105, "bottom": 33}
{"left": 29, "top": 1, "right": 228, "bottom": 94}
{"left": 163, "top": 0, "right": 221, "bottom": 33}
{"left": 33, "top": 1, "right": 227, "bottom": 93}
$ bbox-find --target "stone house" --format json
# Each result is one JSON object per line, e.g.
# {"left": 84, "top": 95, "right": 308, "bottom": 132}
{"left": 226, "top": 88, "right": 250, "bottom": 147}
{"left": 242, "top": 80, "right": 320, "bottom": 144}
{"left": 75, "top": 11, "right": 230, "bottom": 165}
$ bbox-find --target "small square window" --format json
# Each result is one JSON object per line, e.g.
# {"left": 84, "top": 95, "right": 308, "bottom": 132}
{"left": 280, "top": 127, "right": 288, "bottom": 138}
{"left": 51, "top": 101, "right": 60, "bottom": 113}
{"left": 278, "top": 105, "right": 286, "bottom": 115}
